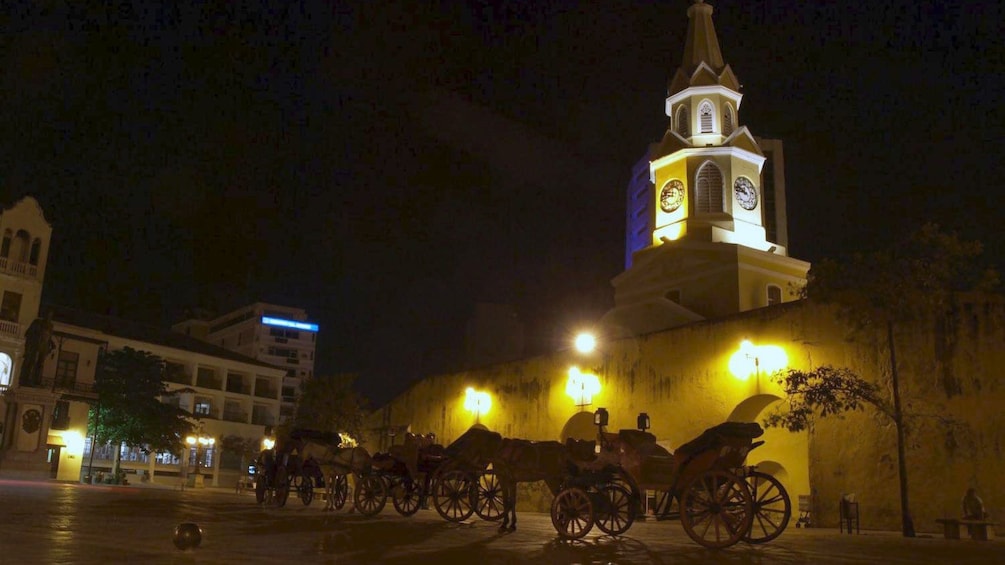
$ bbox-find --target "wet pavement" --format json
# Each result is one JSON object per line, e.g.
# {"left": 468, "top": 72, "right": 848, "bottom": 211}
{"left": 1, "top": 478, "right": 1003, "bottom": 564}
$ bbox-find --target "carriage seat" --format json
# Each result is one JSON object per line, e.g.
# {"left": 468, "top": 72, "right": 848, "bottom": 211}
{"left": 565, "top": 438, "right": 598, "bottom": 462}
{"left": 674, "top": 422, "right": 763, "bottom": 459}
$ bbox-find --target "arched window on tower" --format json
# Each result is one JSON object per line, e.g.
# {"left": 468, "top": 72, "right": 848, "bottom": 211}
{"left": 723, "top": 104, "right": 734, "bottom": 136}
{"left": 695, "top": 162, "right": 724, "bottom": 213}
{"left": 676, "top": 105, "right": 689, "bottom": 137}
{"left": 699, "top": 100, "right": 714, "bottom": 133}
{"left": 12, "top": 230, "right": 30, "bottom": 263}
{"left": 29, "top": 239, "right": 41, "bottom": 266}
{"left": 1, "top": 229, "right": 11, "bottom": 258}
{"left": 767, "top": 285, "right": 782, "bottom": 306}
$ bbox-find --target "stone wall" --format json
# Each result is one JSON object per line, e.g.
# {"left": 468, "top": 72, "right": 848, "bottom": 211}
{"left": 367, "top": 294, "right": 1005, "bottom": 531}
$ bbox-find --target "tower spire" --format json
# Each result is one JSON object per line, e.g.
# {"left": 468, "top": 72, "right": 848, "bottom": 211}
{"left": 680, "top": 0, "right": 724, "bottom": 72}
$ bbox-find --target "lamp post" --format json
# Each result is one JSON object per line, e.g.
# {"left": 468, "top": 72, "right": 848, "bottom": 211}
{"left": 464, "top": 387, "right": 491, "bottom": 425}
{"left": 186, "top": 428, "right": 215, "bottom": 488}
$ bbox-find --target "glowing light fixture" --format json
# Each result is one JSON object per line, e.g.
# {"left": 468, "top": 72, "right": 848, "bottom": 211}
{"left": 60, "top": 430, "right": 86, "bottom": 455}
{"left": 262, "top": 437, "right": 276, "bottom": 451}
{"left": 261, "top": 316, "right": 319, "bottom": 332}
{"left": 186, "top": 432, "right": 215, "bottom": 477}
{"left": 464, "top": 387, "right": 491, "bottom": 418}
{"left": 338, "top": 432, "right": 358, "bottom": 447}
{"left": 566, "top": 366, "right": 601, "bottom": 407}
{"left": 729, "top": 340, "right": 788, "bottom": 381}
{"left": 573, "top": 332, "right": 597, "bottom": 354}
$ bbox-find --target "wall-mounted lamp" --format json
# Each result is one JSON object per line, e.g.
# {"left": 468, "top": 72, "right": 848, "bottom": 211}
{"left": 637, "top": 412, "right": 651, "bottom": 431}
{"left": 594, "top": 407, "right": 609, "bottom": 427}
{"left": 566, "top": 366, "right": 601, "bottom": 407}
{"left": 573, "top": 332, "right": 597, "bottom": 354}
{"left": 261, "top": 437, "right": 276, "bottom": 451}
{"left": 728, "top": 340, "right": 788, "bottom": 391}
{"left": 464, "top": 387, "right": 491, "bottom": 422}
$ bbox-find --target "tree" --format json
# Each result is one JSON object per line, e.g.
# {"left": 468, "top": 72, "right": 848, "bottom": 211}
{"left": 89, "top": 347, "right": 193, "bottom": 478}
{"left": 778, "top": 224, "right": 998, "bottom": 537}
{"left": 287, "top": 373, "right": 368, "bottom": 442}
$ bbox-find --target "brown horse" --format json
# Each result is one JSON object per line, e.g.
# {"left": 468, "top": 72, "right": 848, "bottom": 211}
{"left": 491, "top": 438, "right": 574, "bottom": 532}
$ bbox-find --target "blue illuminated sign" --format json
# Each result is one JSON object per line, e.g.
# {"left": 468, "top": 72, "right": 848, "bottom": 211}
{"left": 261, "top": 316, "right": 319, "bottom": 332}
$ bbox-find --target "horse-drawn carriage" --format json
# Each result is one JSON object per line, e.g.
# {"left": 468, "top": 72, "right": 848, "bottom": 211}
{"left": 253, "top": 429, "right": 376, "bottom": 514}
{"left": 550, "top": 412, "right": 791, "bottom": 548}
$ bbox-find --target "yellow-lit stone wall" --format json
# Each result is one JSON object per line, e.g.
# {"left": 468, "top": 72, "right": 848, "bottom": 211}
{"left": 368, "top": 294, "right": 1005, "bottom": 532}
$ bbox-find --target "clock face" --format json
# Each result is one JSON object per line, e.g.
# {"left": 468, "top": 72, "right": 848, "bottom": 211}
{"left": 734, "top": 177, "right": 758, "bottom": 210}
{"left": 659, "top": 179, "right": 685, "bottom": 213}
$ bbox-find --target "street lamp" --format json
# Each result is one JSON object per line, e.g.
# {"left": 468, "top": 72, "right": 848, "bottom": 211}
{"left": 185, "top": 430, "right": 215, "bottom": 488}
{"left": 637, "top": 412, "right": 651, "bottom": 431}
{"left": 573, "top": 332, "right": 597, "bottom": 354}
{"left": 729, "top": 339, "right": 788, "bottom": 394}
{"left": 566, "top": 366, "right": 601, "bottom": 408}
{"left": 464, "top": 387, "right": 491, "bottom": 424}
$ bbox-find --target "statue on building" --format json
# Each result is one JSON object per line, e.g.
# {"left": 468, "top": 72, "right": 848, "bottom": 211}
{"left": 19, "top": 311, "right": 54, "bottom": 386}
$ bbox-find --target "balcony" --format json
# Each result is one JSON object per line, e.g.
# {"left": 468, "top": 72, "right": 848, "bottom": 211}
{"left": 251, "top": 412, "right": 275, "bottom": 427}
{"left": 222, "top": 410, "right": 248, "bottom": 424}
{"left": 225, "top": 381, "right": 251, "bottom": 395}
{"left": 0, "top": 319, "right": 20, "bottom": 338}
{"left": 0, "top": 257, "right": 39, "bottom": 279}
{"left": 18, "top": 377, "right": 98, "bottom": 400}
{"left": 195, "top": 376, "right": 222, "bottom": 390}
{"left": 254, "top": 386, "right": 277, "bottom": 400}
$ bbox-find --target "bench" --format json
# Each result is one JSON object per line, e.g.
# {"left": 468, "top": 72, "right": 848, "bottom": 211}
{"left": 935, "top": 518, "right": 997, "bottom": 541}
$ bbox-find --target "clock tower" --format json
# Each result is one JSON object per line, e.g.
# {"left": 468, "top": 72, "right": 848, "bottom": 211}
{"left": 604, "top": 0, "right": 810, "bottom": 335}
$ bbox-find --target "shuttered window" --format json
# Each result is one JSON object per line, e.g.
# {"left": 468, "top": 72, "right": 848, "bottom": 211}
{"left": 723, "top": 105, "right": 734, "bottom": 135}
{"left": 695, "top": 162, "right": 724, "bottom": 213}
{"left": 676, "top": 106, "right": 689, "bottom": 137}
{"left": 767, "top": 285, "right": 782, "bottom": 305}
{"left": 699, "top": 101, "right": 714, "bottom": 133}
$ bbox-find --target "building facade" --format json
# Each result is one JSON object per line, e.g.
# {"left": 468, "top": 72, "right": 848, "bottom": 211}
{"left": 0, "top": 197, "right": 283, "bottom": 486}
{"left": 173, "top": 303, "right": 319, "bottom": 420}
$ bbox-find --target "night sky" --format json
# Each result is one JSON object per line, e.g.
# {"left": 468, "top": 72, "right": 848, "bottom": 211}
{"left": 3, "top": 1, "right": 1003, "bottom": 405}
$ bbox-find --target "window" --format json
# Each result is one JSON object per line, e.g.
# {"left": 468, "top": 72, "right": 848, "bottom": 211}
{"left": 0, "top": 291, "right": 22, "bottom": 322}
{"left": 723, "top": 104, "right": 734, "bottom": 135}
{"left": 1, "top": 229, "right": 10, "bottom": 257}
{"left": 0, "top": 352, "right": 11, "bottom": 388}
{"left": 55, "top": 350, "right": 79, "bottom": 388}
{"left": 51, "top": 401, "right": 71, "bottom": 430}
{"left": 695, "top": 162, "right": 724, "bottom": 213}
{"left": 29, "top": 239, "right": 41, "bottom": 265}
{"left": 675, "top": 105, "right": 690, "bottom": 137}
{"left": 699, "top": 100, "right": 714, "bottom": 133}
{"left": 194, "top": 399, "right": 212, "bottom": 416}
{"left": 767, "top": 285, "right": 782, "bottom": 306}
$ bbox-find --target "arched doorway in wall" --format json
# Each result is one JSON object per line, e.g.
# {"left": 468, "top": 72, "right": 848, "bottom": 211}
{"left": 726, "top": 393, "right": 809, "bottom": 500}
{"left": 560, "top": 412, "right": 596, "bottom": 442}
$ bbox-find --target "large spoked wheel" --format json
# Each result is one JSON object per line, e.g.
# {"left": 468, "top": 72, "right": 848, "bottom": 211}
{"left": 274, "top": 466, "right": 290, "bottom": 507}
{"left": 432, "top": 469, "right": 476, "bottom": 522}
{"left": 593, "top": 483, "right": 636, "bottom": 536}
{"left": 551, "top": 487, "right": 595, "bottom": 540}
{"left": 353, "top": 475, "right": 388, "bottom": 516}
{"left": 332, "top": 474, "right": 349, "bottom": 510}
{"left": 392, "top": 478, "right": 422, "bottom": 517}
{"left": 680, "top": 469, "right": 753, "bottom": 549}
{"left": 743, "top": 471, "right": 791, "bottom": 544}
{"left": 474, "top": 471, "right": 505, "bottom": 522}
{"left": 296, "top": 471, "right": 314, "bottom": 506}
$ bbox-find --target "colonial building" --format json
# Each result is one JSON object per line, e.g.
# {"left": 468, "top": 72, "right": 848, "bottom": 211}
{"left": 366, "top": 0, "right": 1004, "bottom": 533}
{"left": 173, "top": 303, "right": 320, "bottom": 421}
{"left": 0, "top": 196, "right": 283, "bottom": 486}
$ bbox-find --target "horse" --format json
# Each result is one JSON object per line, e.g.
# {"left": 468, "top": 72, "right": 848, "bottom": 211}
{"left": 491, "top": 437, "right": 574, "bottom": 532}
{"left": 296, "top": 440, "right": 372, "bottom": 512}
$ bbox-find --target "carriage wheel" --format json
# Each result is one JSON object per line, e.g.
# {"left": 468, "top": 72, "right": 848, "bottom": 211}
{"left": 392, "top": 478, "right": 422, "bottom": 517}
{"left": 551, "top": 487, "right": 594, "bottom": 540}
{"left": 332, "top": 474, "right": 349, "bottom": 510}
{"left": 274, "top": 466, "right": 290, "bottom": 507}
{"left": 353, "top": 475, "right": 388, "bottom": 516}
{"left": 593, "top": 483, "right": 635, "bottom": 536}
{"left": 742, "top": 471, "right": 791, "bottom": 544}
{"left": 680, "top": 469, "right": 753, "bottom": 549}
{"left": 432, "top": 469, "right": 476, "bottom": 522}
{"left": 474, "top": 470, "right": 505, "bottom": 522}
{"left": 296, "top": 471, "right": 315, "bottom": 506}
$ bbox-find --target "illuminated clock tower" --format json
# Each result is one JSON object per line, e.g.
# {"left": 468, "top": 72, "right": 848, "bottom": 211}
{"left": 604, "top": 0, "right": 810, "bottom": 335}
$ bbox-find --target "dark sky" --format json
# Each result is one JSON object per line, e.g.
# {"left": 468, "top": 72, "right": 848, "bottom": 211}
{"left": 3, "top": 1, "right": 1003, "bottom": 405}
